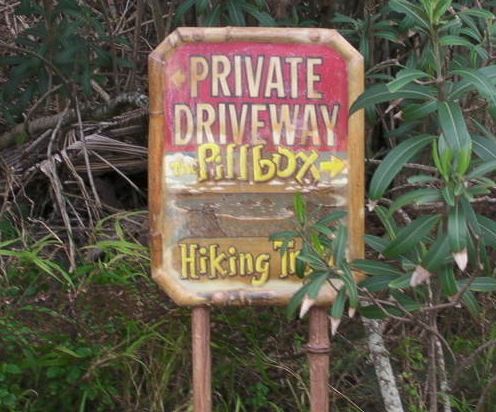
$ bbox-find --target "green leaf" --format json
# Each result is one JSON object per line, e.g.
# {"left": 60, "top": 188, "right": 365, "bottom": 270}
{"left": 387, "top": 120, "right": 421, "bottom": 138}
{"left": 451, "top": 66, "right": 496, "bottom": 99}
{"left": 307, "top": 272, "right": 329, "bottom": 299}
{"left": 287, "top": 283, "right": 310, "bottom": 318}
{"left": 438, "top": 101, "right": 471, "bottom": 152}
{"left": 439, "top": 266, "right": 457, "bottom": 297}
{"left": 423, "top": 236, "right": 450, "bottom": 271}
{"left": 332, "top": 225, "right": 348, "bottom": 267}
{"left": 227, "top": 0, "right": 246, "bottom": 25}
{"left": 241, "top": 3, "right": 276, "bottom": 26}
{"left": 456, "top": 147, "right": 472, "bottom": 176}
{"left": 330, "top": 288, "right": 346, "bottom": 319}
{"left": 460, "top": 27, "right": 482, "bottom": 43}
{"left": 473, "top": 136, "right": 496, "bottom": 161}
{"left": 389, "top": 188, "right": 441, "bottom": 213}
{"left": 458, "top": 277, "right": 496, "bottom": 293}
{"left": 297, "top": 252, "right": 328, "bottom": 272}
{"left": 204, "top": 4, "right": 222, "bottom": 26}
{"left": 461, "top": 290, "right": 480, "bottom": 316}
{"left": 439, "top": 35, "right": 474, "bottom": 48}
{"left": 196, "top": 0, "right": 210, "bottom": 14}
{"left": 438, "top": 136, "right": 454, "bottom": 179}
{"left": 369, "top": 135, "right": 434, "bottom": 199}
{"left": 375, "top": 205, "right": 398, "bottom": 239}
{"left": 383, "top": 215, "right": 441, "bottom": 257}
{"left": 460, "top": 8, "right": 495, "bottom": 20}
{"left": 407, "top": 174, "right": 438, "bottom": 184}
{"left": 316, "top": 210, "right": 346, "bottom": 226}
{"left": 433, "top": 0, "right": 452, "bottom": 21}
{"left": 174, "top": 0, "right": 197, "bottom": 22}
{"left": 390, "top": 290, "right": 422, "bottom": 312}
{"left": 387, "top": 68, "right": 430, "bottom": 93}
{"left": 468, "top": 159, "right": 496, "bottom": 178}
{"left": 403, "top": 100, "right": 438, "bottom": 121}
{"left": 441, "top": 186, "right": 455, "bottom": 206}
{"left": 461, "top": 197, "right": 480, "bottom": 236}
{"left": 451, "top": 69, "right": 496, "bottom": 107}
{"left": 448, "top": 203, "right": 467, "bottom": 253}
{"left": 360, "top": 304, "right": 400, "bottom": 319}
{"left": 477, "top": 215, "right": 496, "bottom": 247}
{"left": 269, "top": 231, "right": 298, "bottom": 241}
{"left": 390, "top": 0, "right": 430, "bottom": 30}
{"left": 388, "top": 273, "right": 412, "bottom": 289}
{"left": 360, "top": 275, "right": 397, "bottom": 292}
{"left": 352, "top": 259, "right": 404, "bottom": 277}
{"left": 351, "top": 84, "right": 437, "bottom": 113}
{"left": 365, "top": 235, "right": 389, "bottom": 253}
{"left": 294, "top": 193, "right": 306, "bottom": 226}
{"left": 312, "top": 224, "right": 335, "bottom": 238}
{"left": 433, "top": 140, "right": 447, "bottom": 179}
{"left": 341, "top": 264, "right": 358, "bottom": 309}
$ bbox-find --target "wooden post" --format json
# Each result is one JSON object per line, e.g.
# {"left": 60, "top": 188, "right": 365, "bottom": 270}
{"left": 307, "top": 306, "right": 331, "bottom": 412}
{"left": 192, "top": 306, "right": 212, "bottom": 412}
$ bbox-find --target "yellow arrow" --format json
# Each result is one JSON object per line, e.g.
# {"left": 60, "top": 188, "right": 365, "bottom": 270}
{"left": 170, "top": 69, "right": 186, "bottom": 88}
{"left": 319, "top": 156, "right": 346, "bottom": 177}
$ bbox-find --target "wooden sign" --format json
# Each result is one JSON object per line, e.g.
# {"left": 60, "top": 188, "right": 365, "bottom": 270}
{"left": 149, "top": 27, "right": 364, "bottom": 307}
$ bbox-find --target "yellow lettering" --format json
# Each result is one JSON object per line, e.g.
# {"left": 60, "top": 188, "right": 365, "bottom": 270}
{"left": 274, "top": 146, "right": 297, "bottom": 178}
{"left": 209, "top": 245, "right": 227, "bottom": 278}
{"left": 252, "top": 254, "right": 271, "bottom": 286}
{"left": 253, "top": 144, "right": 276, "bottom": 182}
{"left": 239, "top": 253, "right": 254, "bottom": 275}
{"left": 296, "top": 151, "right": 320, "bottom": 183}
{"left": 197, "top": 143, "right": 221, "bottom": 182}
{"left": 180, "top": 243, "right": 198, "bottom": 279}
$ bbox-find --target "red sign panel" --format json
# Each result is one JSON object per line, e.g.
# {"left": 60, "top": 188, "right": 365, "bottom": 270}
{"left": 165, "top": 42, "right": 348, "bottom": 153}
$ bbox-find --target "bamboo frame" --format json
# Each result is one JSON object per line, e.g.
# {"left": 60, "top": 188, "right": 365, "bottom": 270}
{"left": 148, "top": 27, "right": 364, "bottom": 306}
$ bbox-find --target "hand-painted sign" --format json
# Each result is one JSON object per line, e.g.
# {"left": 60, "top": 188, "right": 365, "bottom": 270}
{"left": 149, "top": 28, "right": 364, "bottom": 306}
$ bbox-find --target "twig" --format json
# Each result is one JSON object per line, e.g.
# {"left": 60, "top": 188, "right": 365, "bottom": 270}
{"left": 90, "top": 150, "right": 145, "bottom": 197}
{"left": 0, "top": 92, "right": 148, "bottom": 151}
{"left": 75, "top": 97, "right": 102, "bottom": 215}
{"left": 40, "top": 103, "right": 77, "bottom": 272}
{"left": 367, "top": 158, "right": 437, "bottom": 173}
{"left": 60, "top": 149, "right": 96, "bottom": 229}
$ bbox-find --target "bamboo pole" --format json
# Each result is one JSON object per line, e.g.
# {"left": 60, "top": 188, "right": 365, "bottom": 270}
{"left": 192, "top": 306, "right": 212, "bottom": 412}
{"left": 307, "top": 306, "right": 331, "bottom": 412}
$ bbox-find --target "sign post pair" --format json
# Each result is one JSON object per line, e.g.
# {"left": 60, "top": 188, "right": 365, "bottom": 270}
{"left": 149, "top": 27, "right": 364, "bottom": 411}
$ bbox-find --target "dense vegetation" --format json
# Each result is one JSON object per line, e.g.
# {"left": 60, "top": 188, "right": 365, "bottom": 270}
{"left": 1, "top": 0, "right": 496, "bottom": 411}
